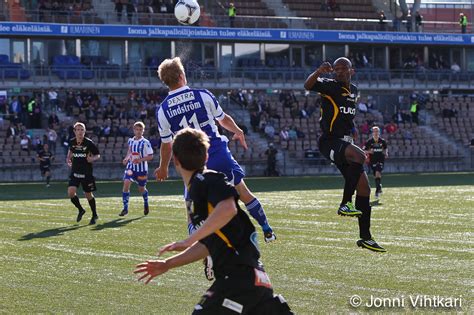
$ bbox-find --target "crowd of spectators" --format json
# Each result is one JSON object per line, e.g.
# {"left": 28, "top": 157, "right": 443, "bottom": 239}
{"left": 37, "top": 0, "right": 96, "bottom": 21}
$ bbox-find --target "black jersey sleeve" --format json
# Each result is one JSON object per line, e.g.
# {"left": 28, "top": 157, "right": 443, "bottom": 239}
{"left": 88, "top": 140, "right": 100, "bottom": 155}
{"left": 363, "top": 140, "right": 371, "bottom": 150}
{"left": 310, "top": 77, "right": 334, "bottom": 95}
{"left": 207, "top": 173, "right": 239, "bottom": 208}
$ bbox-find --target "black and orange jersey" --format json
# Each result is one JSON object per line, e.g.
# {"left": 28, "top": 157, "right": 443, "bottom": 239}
{"left": 309, "top": 77, "right": 358, "bottom": 138}
{"left": 186, "top": 169, "right": 260, "bottom": 278}
{"left": 364, "top": 137, "right": 388, "bottom": 163}
{"left": 37, "top": 150, "right": 54, "bottom": 168}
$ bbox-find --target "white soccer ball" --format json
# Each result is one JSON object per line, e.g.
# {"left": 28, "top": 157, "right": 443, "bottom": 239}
{"left": 174, "top": 0, "right": 201, "bottom": 25}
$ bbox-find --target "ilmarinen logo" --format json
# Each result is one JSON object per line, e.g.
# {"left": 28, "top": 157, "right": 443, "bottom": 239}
{"left": 280, "top": 31, "right": 287, "bottom": 39}
{"left": 471, "top": 36, "right": 474, "bottom": 43}
{"left": 61, "top": 26, "right": 68, "bottom": 34}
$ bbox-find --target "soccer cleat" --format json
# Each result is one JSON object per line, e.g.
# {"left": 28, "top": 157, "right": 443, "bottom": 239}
{"left": 379, "top": 185, "right": 383, "bottom": 195}
{"left": 76, "top": 209, "right": 86, "bottom": 222}
{"left": 119, "top": 209, "right": 128, "bottom": 217}
{"left": 144, "top": 204, "right": 149, "bottom": 216}
{"left": 337, "top": 202, "right": 362, "bottom": 217}
{"left": 89, "top": 215, "right": 98, "bottom": 225}
{"left": 357, "top": 238, "right": 386, "bottom": 252}
{"left": 263, "top": 228, "right": 276, "bottom": 243}
{"left": 374, "top": 191, "right": 380, "bottom": 199}
{"left": 46, "top": 184, "right": 51, "bottom": 188}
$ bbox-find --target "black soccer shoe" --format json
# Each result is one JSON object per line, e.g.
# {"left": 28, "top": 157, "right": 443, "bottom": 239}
{"left": 76, "top": 209, "right": 86, "bottom": 222}
{"left": 357, "top": 239, "right": 386, "bottom": 252}
{"left": 144, "top": 204, "right": 149, "bottom": 216}
{"left": 89, "top": 215, "right": 98, "bottom": 225}
{"left": 337, "top": 202, "right": 362, "bottom": 217}
{"left": 119, "top": 209, "right": 128, "bottom": 217}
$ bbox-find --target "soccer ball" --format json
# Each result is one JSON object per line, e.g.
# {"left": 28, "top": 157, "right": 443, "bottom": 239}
{"left": 174, "top": 0, "right": 201, "bottom": 25}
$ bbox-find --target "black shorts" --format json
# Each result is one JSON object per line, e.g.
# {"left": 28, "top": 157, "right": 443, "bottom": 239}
{"left": 40, "top": 166, "right": 50, "bottom": 176}
{"left": 68, "top": 174, "right": 97, "bottom": 193}
{"left": 370, "top": 162, "right": 384, "bottom": 175}
{"left": 318, "top": 136, "right": 351, "bottom": 167}
{"left": 192, "top": 266, "right": 292, "bottom": 315}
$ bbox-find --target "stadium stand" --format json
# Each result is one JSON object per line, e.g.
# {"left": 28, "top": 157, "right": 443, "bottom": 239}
{"left": 0, "top": 54, "right": 31, "bottom": 80}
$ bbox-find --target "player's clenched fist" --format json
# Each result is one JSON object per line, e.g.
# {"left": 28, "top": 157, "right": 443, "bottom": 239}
{"left": 317, "top": 62, "right": 333, "bottom": 74}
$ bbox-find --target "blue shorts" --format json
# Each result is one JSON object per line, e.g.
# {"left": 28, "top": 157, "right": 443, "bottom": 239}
{"left": 206, "top": 146, "right": 245, "bottom": 186}
{"left": 123, "top": 169, "right": 148, "bottom": 187}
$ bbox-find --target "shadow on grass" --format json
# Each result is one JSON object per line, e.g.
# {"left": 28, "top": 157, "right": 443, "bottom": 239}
{"left": 18, "top": 224, "right": 87, "bottom": 241}
{"left": 91, "top": 216, "right": 145, "bottom": 231}
{"left": 370, "top": 200, "right": 382, "bottom": 206}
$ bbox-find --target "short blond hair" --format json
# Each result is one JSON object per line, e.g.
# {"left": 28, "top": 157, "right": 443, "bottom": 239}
{"left": 134, "top": 121, "right": 145, "bottom": 129}
{"left": 157, "top": 57, "right": 185, "bottom": 87}
{"left": 74, "top": 122, "right": 86, "bottom": 130}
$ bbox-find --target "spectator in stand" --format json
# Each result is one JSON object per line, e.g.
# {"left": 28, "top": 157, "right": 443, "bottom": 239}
{"left": 20, "top": 134, "right": 30, "bottom": 154}
{"left": 326, "top": 0, "right": 340, "bottom": 12}
{"left": 32, "top": 136, "right": 43, "bottom": 153}
{"left": 442, "top": 106, "right": 457, "bottom": 118}
{"left": 410, "top": 99, "right": 419, "bottom": 125}
{"left": 228, "top": 3, "right": 236, "bottom": 27}
{"left": 48, "top": 112, "right": 59, "bottom": 128}
{"left": 451, "top": 61, "right": 461, "bottom": 73}
{"left": 288, "top": 126, "right": 297, "bottom": 140}
{"left": 379, "top": 11, "right": 387, "bottom": 31}
{"left": 264, "top": 122, "right": 275, "bottom": 139}
{"left": 7, "top": 122, "right": 18, "bottom": 139}
{"left": 405, "top": 11, "right": 412, "bottom": 32}
{"left": 280, "top": 126, "right": 290, "bottom": 142}
{"left": 264, "top": 143, "right": 279, "bottom": 177}
{"left": 48, "top": 88, "right": 58, "bottom": 111}
{"left": 459, "top": 13, "right": 468, "bottom": 34}
{"left": 10, "top": 96, "right": 21, "bottom": 118}
{"left": 115, "top": 1, "right": 123, "bottom": 22}
{"left": 250, "top": 111, "right": 260, "bottom": 133}
{"left": 415, "top": 11, "right": 423, "bottom": 32}
{"left": 358, "top": 101, "right": 368, "bottom": 114}
{"left": 392, "top": 109, "right": 405, "bottom": 124}
{"left": 360, "top": 121, "right": 370, "bottom": 135}
{"left": 385, "top": 120, "right": 398, "bottom": 134}
{"left": 126, "top": 1, "right": 135, "bottom": 24}
{"left": 47, "top": 127, "right": 58, "bottom": 154}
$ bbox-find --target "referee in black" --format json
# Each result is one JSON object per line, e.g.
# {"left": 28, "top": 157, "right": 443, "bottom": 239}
{"left": 304, "top": 57, "right": 386, "bottom": 252}
{"left": 135, "top": 128, "right": 293, "bottom": 314}
{"left": 66, "top": 122, "right": 101, "bottom": 225}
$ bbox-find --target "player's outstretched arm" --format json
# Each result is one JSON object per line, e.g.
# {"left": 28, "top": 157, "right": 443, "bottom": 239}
{"left": 134, "top": 242, "right": 209, "bottom": 284}
{"left": 159, "top": 197, "right": 237, "bottom": 256}
{"left": 218, "top": 114, "right": 248, "bottom": 150}
{"left": 155, "top": 142, "right": 172, "bottom": 181}
{"left": 304, "top": 62, "right": 333, "bottom": 90}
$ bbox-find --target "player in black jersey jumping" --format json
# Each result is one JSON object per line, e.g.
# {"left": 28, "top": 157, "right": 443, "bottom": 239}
{"left": 135, "top": 128, "right": 292, "bottom": 314}
{"left": 304, "top": 57, "right": 386, "bottom": 252}
{"left": 37, "top": 143, "right": 54, "bottom": 187}
{"left": 66, "top": 122, "right": 101, "bottom": 225}
{"left": 363, "top": 126, "right": 388, "bottom": 199}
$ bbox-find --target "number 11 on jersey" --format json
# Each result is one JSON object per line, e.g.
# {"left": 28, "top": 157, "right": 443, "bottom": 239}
{"left": 179, "top": 113, "right": 201, "bottom": 130}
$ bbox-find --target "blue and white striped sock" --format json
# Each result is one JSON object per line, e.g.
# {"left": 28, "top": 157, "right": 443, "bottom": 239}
{"left": 245, "top": 198, "right": 270, "bottom": 230}
{"left": 122, "top": 192, "right": 130, "bottom": 211}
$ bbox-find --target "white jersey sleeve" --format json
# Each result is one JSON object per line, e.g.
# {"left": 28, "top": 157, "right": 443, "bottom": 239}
{"left": 200, "top": 90, "right": 225, "bottom": 121}
{"left": 143, "top": 140, "right": 154, "bottom": 156}
{"left": 157, "top": 106, "right": 173, "bottom": 143}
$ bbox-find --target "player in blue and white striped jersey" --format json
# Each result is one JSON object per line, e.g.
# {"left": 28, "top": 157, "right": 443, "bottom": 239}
{"left": 154, "top": 57, "right": 275, "bottom": 243}
{"left": 120, "top": 121, "right": 154, "bottom": 216}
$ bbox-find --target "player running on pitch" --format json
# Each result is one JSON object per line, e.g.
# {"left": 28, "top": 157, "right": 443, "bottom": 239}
{"left": 120, "top": 121, "right": 154, "bottom": 216}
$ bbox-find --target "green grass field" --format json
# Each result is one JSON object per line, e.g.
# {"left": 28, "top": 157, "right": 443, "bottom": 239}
{"left": 1, "top": 173, "right": 473, "bottom": 314}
